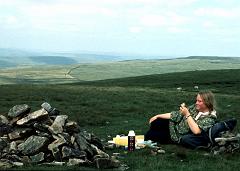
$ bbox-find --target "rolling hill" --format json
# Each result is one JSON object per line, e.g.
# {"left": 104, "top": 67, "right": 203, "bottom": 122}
{"left": 0, "top": 48, "right": 126, "bottom": 68}
{"left": 0, "top": 55, "right": 240, "bottom": 85}
{"left": 1, "top": 48, "right": 240, "bottom": 85}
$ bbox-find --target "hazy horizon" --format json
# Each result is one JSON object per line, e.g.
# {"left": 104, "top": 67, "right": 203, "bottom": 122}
{"left": 2, "top": 47, "right": 240, "bottom": 61}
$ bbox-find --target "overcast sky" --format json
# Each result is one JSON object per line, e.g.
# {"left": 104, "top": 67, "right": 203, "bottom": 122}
{"left": 1, "top": 0, "right": 240, "bottom": 57}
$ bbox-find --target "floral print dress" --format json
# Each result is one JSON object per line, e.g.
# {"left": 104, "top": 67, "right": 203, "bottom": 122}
{"left": 169, "top": 104, "right": 217, "bottom": 143}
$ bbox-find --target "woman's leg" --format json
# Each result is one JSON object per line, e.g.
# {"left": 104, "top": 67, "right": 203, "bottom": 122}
{"left": 179, "top": 132, "right": 210, "bottom": 149}
{"left": 145, "top": 118, "right": 172, "bottom": 143}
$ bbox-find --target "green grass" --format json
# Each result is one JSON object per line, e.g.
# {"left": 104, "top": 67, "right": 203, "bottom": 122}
{"left": 0, "top": 69, "right": 239, "bottom": 170}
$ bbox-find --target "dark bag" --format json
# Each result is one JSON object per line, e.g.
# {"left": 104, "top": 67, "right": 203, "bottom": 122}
{"left": 208, "top": 118, "right": 237, "bottom": 145}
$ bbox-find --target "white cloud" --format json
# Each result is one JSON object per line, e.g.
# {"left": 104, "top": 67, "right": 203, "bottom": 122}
{"left": 0, "top": 0, "right": 195, "bottom": 32}
{"left": 208, "top": 27, "right": 240, "bottom": 36}
{"left": 140, "top": 13, "right": 189, "bottom": 27}
{"left": 169, "top": 13, "right": 190, "bottom": 25}
{"left": 129, "top": 26, "right": 142, "bottom": 33}
{"left": 0, "top": 15, "right": 25, "bottom": 29}
{"left": 195, "top": 8, "right": 240, "bottom": 18}
{"left": 10, "top": 2, "right": 117, "bottom": 32}
{"left": 5, "top": 16, "right": 17, "bottom": 25}
{"left": 167, "top": 27, "right": 190, "bottom": 33}
{"left": 74, "top": 0, "right": 197, "bottom": 7}
{"left": 24, "top": 3, "right": 115, "bottom": 17}
{"left": 115, "top": 0, "right": 197, "bottom": 7}
{"left": 202, "top": 21, "right": 216, "bottom": 28}
{"left": 140, "top": 14, "right": 167, "bottom": 27}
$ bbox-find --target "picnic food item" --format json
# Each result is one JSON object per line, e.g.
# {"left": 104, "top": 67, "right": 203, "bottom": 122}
{"left": 181, "top": 103, "right": 186, "bottom": 107}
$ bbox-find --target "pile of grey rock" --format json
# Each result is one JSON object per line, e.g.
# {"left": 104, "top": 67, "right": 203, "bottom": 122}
{"left": 211, "top": 131, "right": 240, "bottom": 155}
{"left": 0, "top": 103, "right": 120, "bottom": 169}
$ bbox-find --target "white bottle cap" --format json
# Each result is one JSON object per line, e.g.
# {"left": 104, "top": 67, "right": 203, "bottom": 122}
{"left": 128, "top": 130, "right": 135, "bottom": 136}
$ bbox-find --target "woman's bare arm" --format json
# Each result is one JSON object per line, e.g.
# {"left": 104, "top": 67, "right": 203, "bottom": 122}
{"left": 180, "top": 106, "right": 201, "bottom": 134}
{"left": 149, "top": 113, "right": 171, "bottom": 124}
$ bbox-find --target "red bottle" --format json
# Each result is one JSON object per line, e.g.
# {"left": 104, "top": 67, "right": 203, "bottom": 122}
{"left": 128, "top": 130, "right": 135, "bottom": 151}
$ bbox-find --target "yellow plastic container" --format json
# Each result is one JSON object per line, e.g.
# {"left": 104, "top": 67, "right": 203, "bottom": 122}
{"left": 113, "top": 135, "right": 144, "bottom": 146}
{"left": 113, "top": 135, "right": 128, "bottom": 146}
{"left": 136, "top": 135, "right": 144, "bottom": 140}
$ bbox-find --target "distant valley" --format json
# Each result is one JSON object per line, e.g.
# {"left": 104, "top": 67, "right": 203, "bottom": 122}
{"left": 0, "top": 48, "right": 240, "bottom": 85}
{"left": 0, "top": 48, "right": 129, "bottom": 68}
{"left": 1, "top": 48, "right": 240, "bottom": 68}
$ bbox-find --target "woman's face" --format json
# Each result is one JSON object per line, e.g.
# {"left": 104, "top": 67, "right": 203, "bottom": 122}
{"left": 195, "top": 94, "right": 209, "bottom": 112}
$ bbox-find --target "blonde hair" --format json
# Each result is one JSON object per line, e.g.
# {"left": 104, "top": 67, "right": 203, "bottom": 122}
{"left": 198, "top": 90, "right": 216, "bottom": 112}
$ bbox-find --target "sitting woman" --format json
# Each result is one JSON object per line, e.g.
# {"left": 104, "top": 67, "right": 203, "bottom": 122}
{"left": 145, "top": 90, "right": 218, "bottom": 149}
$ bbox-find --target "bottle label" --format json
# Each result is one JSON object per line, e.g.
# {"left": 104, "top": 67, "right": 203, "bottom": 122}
{"left": 128, "top": 136, "right": 135, "bottom": 151}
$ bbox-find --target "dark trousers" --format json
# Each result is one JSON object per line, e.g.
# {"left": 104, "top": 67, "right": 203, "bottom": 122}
{"left": 145, "top": 118, "right": 173, "bottom": 144}
{"left": 179, "top": 132, "right": 210, "bottom": 149}
{"left": 208, "top": 118, "right": 237, "bottom": 145}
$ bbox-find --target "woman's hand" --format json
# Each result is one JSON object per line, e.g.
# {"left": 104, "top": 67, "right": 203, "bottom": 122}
{"left": 179, "top": 104, "right": 190, "bottom": 117}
